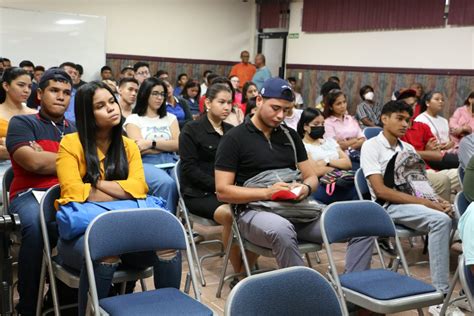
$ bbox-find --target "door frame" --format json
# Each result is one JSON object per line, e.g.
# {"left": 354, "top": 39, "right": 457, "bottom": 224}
{"left": 257, "top": 32, "right": 288, "bottom": 78}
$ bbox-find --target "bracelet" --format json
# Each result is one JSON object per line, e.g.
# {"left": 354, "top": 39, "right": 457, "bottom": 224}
{"left": 303, "top": 183, "right": 312, "bottom": 196}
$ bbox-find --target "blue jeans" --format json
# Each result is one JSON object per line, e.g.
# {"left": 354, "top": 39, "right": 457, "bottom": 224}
{"left": 58, "top": 236, "right": 182, "bottom": 316}
{"left": 9, "top": 190, "right": 47, "bottom": 315}
{"left": 142, "top": 155, "right": 178, "bottom": 213}
{"left": 386, "top": 203, "right": 452, "bottom": 293}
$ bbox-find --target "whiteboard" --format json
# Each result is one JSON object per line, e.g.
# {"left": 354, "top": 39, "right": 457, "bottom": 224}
{"left": 0, "top": 7, "right": 106, "bottom": 82}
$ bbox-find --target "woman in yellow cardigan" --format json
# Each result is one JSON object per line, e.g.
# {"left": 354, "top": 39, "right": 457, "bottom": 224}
{"left": 55, "top": 81, "right": 181, "bottom": 315}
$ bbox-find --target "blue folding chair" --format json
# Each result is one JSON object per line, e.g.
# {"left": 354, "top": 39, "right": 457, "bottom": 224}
{"left": 84, "top": 208, "right": 213, "bottom": 315}
{"left": 225, "top": 266, "right": 343, "bottom": 316}
{"left": 321, "top": 201, "right": 444, "bottom": 315}
{"left": 363, "top": 127, "right": 382, "bottom": 140}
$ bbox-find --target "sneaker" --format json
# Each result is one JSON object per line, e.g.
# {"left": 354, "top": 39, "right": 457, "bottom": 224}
{"left": 453, "top": 298, "right": 472, "bottom": 312}
{"left": 377, "top": 237, "right": 397, "bottom": 257}
{"left": 429, "top": 304, "right": 465, "bottom": 316}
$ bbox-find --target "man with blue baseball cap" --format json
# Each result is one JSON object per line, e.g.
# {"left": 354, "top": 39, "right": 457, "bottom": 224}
{"left": 214, "top": 77, "right": 374, "bottom": 275}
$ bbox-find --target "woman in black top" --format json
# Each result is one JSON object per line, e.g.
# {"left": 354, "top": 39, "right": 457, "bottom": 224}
{"left": 179, "top": 83, "right": 242, "bottom": 272}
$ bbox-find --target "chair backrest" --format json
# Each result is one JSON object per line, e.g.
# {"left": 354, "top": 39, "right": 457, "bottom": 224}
{"left": 39, "top": 184, "right": 61, "bottom": 254}
{"left": 2, "top": 166, "right": 14, "bottom": 212}
{"left": 363, "top": 127, "right": 382, "bottom": 140}
{"left": 459, "top": 255, "right": 474, "bottom": 308}
{"left": 455, "top": 191, "right": 470, "bottom": 217}
{"left": 321, "top": 201, "right": 395, "bottom": 244}
{"left": 173, "top": 159, "right": 184, "bottom": 199}
{"left": 355, "top": 168, "right": 370, "bottom": 200}
{"left": 225, "top": 266, "right": 343, "bottom": 316}
{"left": 85, "top": 208, "right": 187, "bottom": 261}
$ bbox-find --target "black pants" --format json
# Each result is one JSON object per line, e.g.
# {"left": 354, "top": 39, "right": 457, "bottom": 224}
{"left": 427, "top": 153, "right": 459, "bottom": 170}
{"left": 183, "top": 194, "right": 224, "bottom": 219}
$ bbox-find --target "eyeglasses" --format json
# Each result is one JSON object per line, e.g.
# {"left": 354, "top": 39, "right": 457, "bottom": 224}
{"left": 150, "top": 91, "right": 166, "bottom": 97}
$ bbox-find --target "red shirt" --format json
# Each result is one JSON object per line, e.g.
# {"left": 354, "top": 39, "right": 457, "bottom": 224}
{"left": 400, "top": 121, "right": 436, "bottom": 169}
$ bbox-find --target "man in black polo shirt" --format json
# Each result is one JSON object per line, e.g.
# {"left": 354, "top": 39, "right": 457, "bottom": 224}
{"left": 215, "top": 77, "right": 373, "bottom": 269}
{"left": 6, "top": 68, "right": 75, "bottom": 315}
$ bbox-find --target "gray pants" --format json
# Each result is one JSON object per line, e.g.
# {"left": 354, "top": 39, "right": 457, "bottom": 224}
{"left": 237, "top": 209, "right": 374, "bottom": 272}
{"left": 386, "top": 204, "right": 452, "bottom": 293}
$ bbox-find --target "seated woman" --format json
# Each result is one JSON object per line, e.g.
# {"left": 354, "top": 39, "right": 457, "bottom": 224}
{"left": 450, "top": 91, "right": 474, "bottom": 147}
{"left": 0, "top": 67, "right": 37, "bottom": 175}
{"left": 124, "top": 77, "right": 178, "bottom": 213}
{"left": 241, "top": 81, "right": 258, "bottom": 115}
{"left": 179, "top": 83, "right": 252, "bottom": 279}
{"left": 355, "top": 84, "right": 382, "bottom": 128}
{"left": 163, "top": 80, "right": 192, "bottom": 129}
{"left": 415, "top": 91, "right": 459, "bottom": 170}
{"left": 56, "top": 81, "right": 181, "bottom": 316}
{"left": 181, "top": 79, "right": 201, "bottom": 119}
{"left": 297, "top": 108, "right": 357, "bottom": 204}
{"left": 211, "top": 77, "right": 244, "bottom": 126}
{"left": 323, "top": 89, "right": 365, "bottom": 170}
{"left": 229, "top": 75, "right": 243, "bottom": 106}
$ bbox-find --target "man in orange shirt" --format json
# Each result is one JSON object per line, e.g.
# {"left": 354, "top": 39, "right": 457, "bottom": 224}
{"left": 229, "top": 50, "right": 256, "bottom": 89}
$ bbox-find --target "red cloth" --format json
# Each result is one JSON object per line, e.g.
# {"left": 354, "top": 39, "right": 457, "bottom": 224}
{"left": 401, "top": 121, "right": 436, "bottom": 169}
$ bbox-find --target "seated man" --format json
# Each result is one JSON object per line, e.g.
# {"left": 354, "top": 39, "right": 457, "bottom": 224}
{"left": 458, "top": 133, "right": 474, "bottom": 170}
{"left": 215, "top": 77, "right": 374, "bottom": 271}
{"left": 361, "top": 100, "right": 453, "bottom": 297}
{"left": 401, "top": 119, "right": 460, "bottom": 201}
{"left": 6, "top": 68, "right": 75, "bottom": 315}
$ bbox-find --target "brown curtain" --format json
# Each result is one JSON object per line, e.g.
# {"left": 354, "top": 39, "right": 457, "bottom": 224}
{"left": 259, "top": 0, "right": 290, "bottom": 29}
{"left": 302, "top": 0, "right": 445, "bottom": 33}
{"left": 449, "top": 0, "right": 474, "bottom": 26}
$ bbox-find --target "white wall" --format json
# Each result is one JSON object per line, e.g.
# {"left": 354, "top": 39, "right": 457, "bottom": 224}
{"left": 0, "top": 0, "right": 256, "bottom": 63}
{"left": 287, "top": 1, "right": 474, "bottom": 69}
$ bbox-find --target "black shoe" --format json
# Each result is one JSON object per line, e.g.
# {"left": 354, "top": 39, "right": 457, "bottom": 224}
{"left": 378, "top": 237, "right": 397, "bottom": 257}
{"left": 229, "top": 278, "right": 239, "bottom": 290}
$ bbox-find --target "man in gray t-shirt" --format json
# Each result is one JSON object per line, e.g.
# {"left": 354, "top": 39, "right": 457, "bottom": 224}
{"left": 458, "top": 134, "right": 474, "bottom": 169}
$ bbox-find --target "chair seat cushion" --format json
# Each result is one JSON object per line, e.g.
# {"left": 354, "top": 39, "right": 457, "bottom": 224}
{"left": 100, "top": 288, "right": 213, "bottom": 316}
{"left": 339, "top": 269, "right": 436, "bottom": 300}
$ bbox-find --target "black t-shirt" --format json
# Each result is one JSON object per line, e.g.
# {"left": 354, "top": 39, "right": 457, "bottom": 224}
{"left": 215, "top": 117, "right": 307, "bottom": 186}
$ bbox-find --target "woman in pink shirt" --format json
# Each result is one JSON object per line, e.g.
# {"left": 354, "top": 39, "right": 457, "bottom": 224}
{"left": 450, "top": 92, "right": 474, "bottom": 146}
{"left": 323, "top": 89, "right": 365, "bottom": 169}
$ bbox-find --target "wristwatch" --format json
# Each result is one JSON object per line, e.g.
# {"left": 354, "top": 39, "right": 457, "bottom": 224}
{"left": 151, "top": 140, "right": 157, "bottom": 149}
{"left": 324, "top": 157, "right": 330, "bottom": 166}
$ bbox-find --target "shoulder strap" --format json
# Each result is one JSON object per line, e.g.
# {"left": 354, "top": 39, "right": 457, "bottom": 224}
{"left": 281, "top": 124, "right": 298, "bottom": 169}
{"left": 375, "top": 152, "right": 398, "bottom": 206}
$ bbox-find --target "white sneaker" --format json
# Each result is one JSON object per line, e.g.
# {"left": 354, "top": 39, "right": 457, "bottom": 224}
{"left": 453, "top": 298, "right": 472, "bottom": 312}
{"left": 429, "top": 304, "right": 465, "bottom": 316}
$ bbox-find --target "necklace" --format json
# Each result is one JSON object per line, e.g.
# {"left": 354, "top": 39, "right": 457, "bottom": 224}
{"left": 51, "top": 120, "right": 65, "bottom": 139}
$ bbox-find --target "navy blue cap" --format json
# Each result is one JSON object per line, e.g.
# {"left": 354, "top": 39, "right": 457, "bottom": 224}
{"left": 39, "top": 67, "right": 72, "bottom": 87}
{"left": 260, "top": 77, "right": 294, "bottom": 102}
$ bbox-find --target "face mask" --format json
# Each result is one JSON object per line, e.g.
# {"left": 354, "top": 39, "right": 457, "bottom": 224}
{"left": 364, "top": 91, "right": 374, "bottom": 101}
{"left": 309, "top": 126, "right": 325, "bottom": 139}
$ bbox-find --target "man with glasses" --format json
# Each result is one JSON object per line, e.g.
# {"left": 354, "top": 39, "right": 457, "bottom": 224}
{"left": 133, "top": 61, "right": 151, "bottom": 85}
{"left": 229, "top": 50, "right": 256, "bottom": 89}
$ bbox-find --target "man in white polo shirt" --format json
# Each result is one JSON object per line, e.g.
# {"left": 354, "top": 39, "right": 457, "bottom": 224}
{"left": 360, "top": 101, "right": 453, "bottom": 301}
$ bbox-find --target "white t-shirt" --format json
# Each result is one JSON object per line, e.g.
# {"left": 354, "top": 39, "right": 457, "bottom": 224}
{"left": 284, "top": 109, "right": 302, "bottom": 131}
{"left": 360, "top": 132, "right": 416, "bottom": 201}
{"left": 304, "top": 138, "right": 340, "bottom": 162}
{"left": 415, "top": 112, "right": 450, "bottom": 143}
{"left": 123, "top": 113, "right": 177, "bottom": 141}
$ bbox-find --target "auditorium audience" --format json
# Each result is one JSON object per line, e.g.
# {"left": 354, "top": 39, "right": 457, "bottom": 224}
{"left": 73, "top": 64, "right": 86, "bottom": 89}
{"left": 123, "top": 77, "right": 178, "bottom": 213}
{"left": 323, "top": 89, "right": 365, "bottom": 169}
{"left": 60, "top": 62, "right": 79, "bottom": 123}
{"left": 117, "top": 77, "right": 139, "bottom": 118}
{"left": 163, "top": 80, "right": 192, "bottom": 128}
{"left": 314, "top": 80, "right": 340, "bottom": 111}
{"left": 361, "top": 101, "right": 453, "bottom": 303}
{"left": 241, "top": 81, "right": 258, "bottom": 114}
{"left": 252, "top": 54, "right": 271, "bottom": 90}
{"left": 200, "top": 70, "right": 213, "bottom": 96}
{"left": 215, "top": 77, "right": 373, "bottom": 272}
{"left": 133, "top": 61, "right": 151, "bottom": 84}
{"left": 209, "top": 76, "right": 244, "bottom": 126}
{"left": 174, "top": 73, "right": 188, "bottom": 97}
{"left": 229, "top": 50, "right": 256, "bottom": 89}
{"left": 181, "top": 79, "right": 201, "bottom": 118}
{"left": 297, "top": 108, "right": 357, "bottom": 204}
{"left": 229, "top": 75, "right": 243, "bottom": 106}
{"left": 450, "top": 91, "right": 474, "bottom": 146}
{"left": 179, "top": 83, "right": 244, "bottom": 276}
{"left": 6, "top": 68, "right": 75, "bottom": 315}
{"left": 355, "top": 84, "right": 382, "bottom": 128}
{"left": 397, "top": 88, "right": 421, "bottom": 120}
{"left": 287, "top": 77, "right": 304, "bottom": 108}
{"left": 56, "top": 81, "right": 181, "bottom": 316}
{"left": 120, "top": 66, "right": 135, "bottom": 79}
{"left": 100, "top": 65, "right": 114, "bottom": 81}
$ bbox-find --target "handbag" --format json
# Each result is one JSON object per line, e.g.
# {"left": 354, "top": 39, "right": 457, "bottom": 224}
{"left": 56, "top": 195, "right": 167, "bottom": 240}
{"left": 319, "top": 169, "right": 355, "bottom": 196}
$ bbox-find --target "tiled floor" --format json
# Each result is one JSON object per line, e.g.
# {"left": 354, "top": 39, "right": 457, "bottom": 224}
{"left": 169, "top": 224, "right": 472, "bottom": 316}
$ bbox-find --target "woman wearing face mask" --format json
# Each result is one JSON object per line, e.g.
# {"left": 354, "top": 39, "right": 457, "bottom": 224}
{"left": 355, "top": 85, "right": 382, "bottom": 128}
{"left": 297, "top": 108, "right": 357, "bottom": 204}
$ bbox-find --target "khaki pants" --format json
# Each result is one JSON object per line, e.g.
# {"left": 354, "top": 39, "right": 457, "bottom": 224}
{"left": 426, "top": 168, "right": 461, "bottom": 201}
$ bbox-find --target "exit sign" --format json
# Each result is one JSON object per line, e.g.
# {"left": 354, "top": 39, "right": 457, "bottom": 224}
{"left": 288, "top": 33, "right": 299, "bottom": 39}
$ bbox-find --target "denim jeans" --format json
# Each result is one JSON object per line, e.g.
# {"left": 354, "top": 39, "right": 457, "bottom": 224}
{"left": 142, "top": 155, "right": 178, "bottom": 213}
{"left": 57, "top": 236, "right": 182, "bottom": 316}
{"left": 312, "top": 184, "right": 358, "bottom": 205}
{"left": 9, "top": 190, "right": 47, "bottom": 315}
{"left": 386, "top": 203, "right": 452, "bottom": 293}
